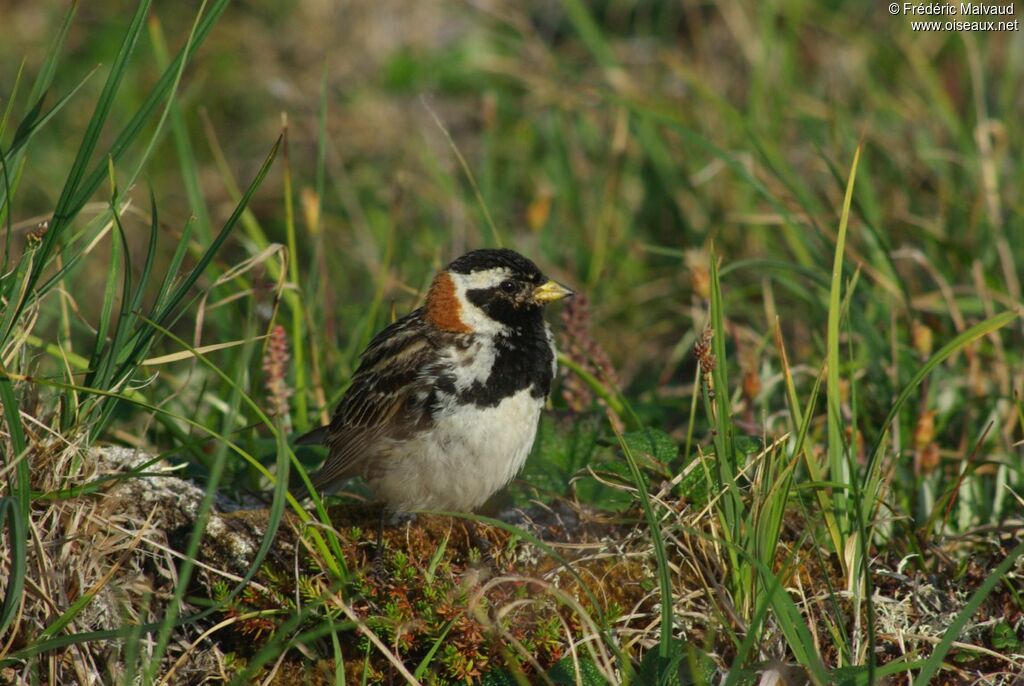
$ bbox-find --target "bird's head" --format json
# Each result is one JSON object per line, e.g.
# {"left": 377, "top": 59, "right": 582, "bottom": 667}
{"left": 426, "top": 248, "right": 573, "bottom": 334}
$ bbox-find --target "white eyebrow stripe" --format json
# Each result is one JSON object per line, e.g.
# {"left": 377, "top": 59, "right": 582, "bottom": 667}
{"left": 454, "top": 267, "right": 512, "bottom": 291}
{"left": 446, "top": 268, "right": 512, "bottom": 335}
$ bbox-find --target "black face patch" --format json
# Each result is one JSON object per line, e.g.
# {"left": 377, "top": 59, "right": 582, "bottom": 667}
{"left": 454, "top": 251, "right": 549, "bottom": 330}
{"left": 465, "top": 283, "right": 544, "bottom": 330}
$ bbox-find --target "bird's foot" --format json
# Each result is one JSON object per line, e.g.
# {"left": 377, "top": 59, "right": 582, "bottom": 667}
{"left": 467, "top": 521, "right": 502, "bottom": 572}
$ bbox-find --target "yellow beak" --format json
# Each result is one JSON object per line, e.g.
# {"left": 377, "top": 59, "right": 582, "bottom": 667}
{"left": 532, "top": 279, "right": 574, "bottom": 303}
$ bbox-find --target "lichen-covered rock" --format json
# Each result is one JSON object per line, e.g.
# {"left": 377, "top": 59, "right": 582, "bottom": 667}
{"left": 95, "top": 447, "right": 296, "bottom": 576}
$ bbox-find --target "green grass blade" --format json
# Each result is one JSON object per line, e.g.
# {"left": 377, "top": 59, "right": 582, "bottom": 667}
{"left": 127, "top": 187, "right": 160, "bottom": 321}
{"left": 142, "top": 417, "right": 234, "bottom": 682}
{"left": 413, "top": 619, "right": 456, "bottom": 679}
{"left": 708, "top": 249, "right": 736, "bottom": 477}
{"left": 704, "top": 246, "right": 744, "bottom": 595}
{"left": 559, "top": 0, "right": 617, "bottom": 68}
{"left": 147, "top": 14, "right": 213, "bottom": 245}
{"left": 229, "top": 614, "right": 356, "bottom": 686}
{"left": 776, "top": 328, "right": 844, "bottom": 558}
{"left": 761, "top": 570, "right": 832, "bottom": 686}
{"left": 690, "top": 522, "right": 830, "bottom": 685}
{"left": 0, "top": 367, "right": 29, "bottom": 636}
{"left": 26, "top": 1, "right": 79, "bottom": 105}
{"left": 0, "top": 251, "right": 36, "bottom": 380}
{"left": 0, "top": 496, "right": 27, "bottom": 637}
{"left": 0, "top": 59, "right": 26, "bottom": 156}
{"left": 82, "top": 178, "right": 123, "bottom": 396}
{"left": 154, "top": 218, "right": 195, "bottom": 315}
{"left": 0, "top": 148, "right": 16, "bottom": 273}
{"left": 7, "top": 66, "right": 98, "bottom": 163}
{"left": 330, "top": 608, "right": 347, "bottom": 686}
{"left": 88, "top": 193, "right": 143, "bottom": 438}
{"left": 0, "top": 62, "right": 26, "bottom": 252}
{"left": 612, "top": 419, "right": 674, "bottom": 660}
{"left": 825, "top": 143, "right": 861, "bottom": 541}
{"left": 282, "top": 122, "right": 307, "bottom": 429}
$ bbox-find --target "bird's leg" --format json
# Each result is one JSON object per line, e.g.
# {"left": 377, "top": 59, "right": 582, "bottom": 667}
{"left": 371, "top": 508, "right": 417, "bottom": 576}
{"left": 375, "top": 506, "right": 386, "bottom": 555}
{"left": 370, "top": 506, "right": 388, "bottom": 576}
{"left": 467, "top": 520, "right": 498, "bottom": 570}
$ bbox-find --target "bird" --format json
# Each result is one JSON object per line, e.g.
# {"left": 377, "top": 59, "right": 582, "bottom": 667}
{"left": 295, "top": 248, "right": 574, "bottom": 513}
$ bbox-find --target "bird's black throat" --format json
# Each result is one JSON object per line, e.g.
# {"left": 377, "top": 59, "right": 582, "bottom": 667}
{"left": 436, "top": 319, "right": 554, "bottom": 409}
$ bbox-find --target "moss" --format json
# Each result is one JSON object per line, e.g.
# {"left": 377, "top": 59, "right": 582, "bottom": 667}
{"left": 202, "top": 504, "right": 652, "bottom": 683}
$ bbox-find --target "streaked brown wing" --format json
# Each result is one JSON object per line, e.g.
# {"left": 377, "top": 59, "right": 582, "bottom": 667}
{"left": 308, "top": 309, "right": 437, "bottom": 492}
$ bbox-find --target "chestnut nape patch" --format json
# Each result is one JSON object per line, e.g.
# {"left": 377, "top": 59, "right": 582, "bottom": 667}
{"left": 425, "top": 271, "right": 472, "bottom": 333}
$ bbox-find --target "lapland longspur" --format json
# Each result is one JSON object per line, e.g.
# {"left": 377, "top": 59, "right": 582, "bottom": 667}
{"left": 296, "top": 249, "right": 573, "bottom": 512}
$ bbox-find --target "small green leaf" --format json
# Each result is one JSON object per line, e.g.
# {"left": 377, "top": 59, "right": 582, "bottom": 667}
{"left": 520, "top": 415, "right": 633, "bottom": 509}
{"left": 677, "top": 455, "right": 714, "bottom": 506}
{"left": 638, "top": 641, "right": 719, "bottom": 686}
{"left": 991, "top": 622, "right": 1020, "bottom": 651}
{"left": 734, "top": 435, "right": 764, "bottom": 457}
{"left": 622, "top": 428, "right": 679, "bottom": 465}
{"left": 951, "top": 649, "right": 979, "bottom": 664}
{"left": 480, "top": 669, "right": 519, "bottom": 686}
{"left": 547, "top": 655, "right": 608, "bottom": 685}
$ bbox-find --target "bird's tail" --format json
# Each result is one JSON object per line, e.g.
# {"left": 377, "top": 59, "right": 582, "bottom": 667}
{"left": 294, "top": 424, "right": 330, "bottom": 446}
{"left": 286, "top": 425, "right": 329, "bottom": 500}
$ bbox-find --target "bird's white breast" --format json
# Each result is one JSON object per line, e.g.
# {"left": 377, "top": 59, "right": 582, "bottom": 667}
{"left": 370, "top": 386, "right": 542, "bottom": 511}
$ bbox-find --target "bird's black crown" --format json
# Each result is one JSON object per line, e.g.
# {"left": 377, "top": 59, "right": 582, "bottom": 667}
{"left": 448, "top": 248, "right": 544, "bottom": 283}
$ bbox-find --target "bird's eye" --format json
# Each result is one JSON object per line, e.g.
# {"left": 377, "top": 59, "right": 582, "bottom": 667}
{"left": 499, "top": 280, "right": 518, "bottom": 293}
